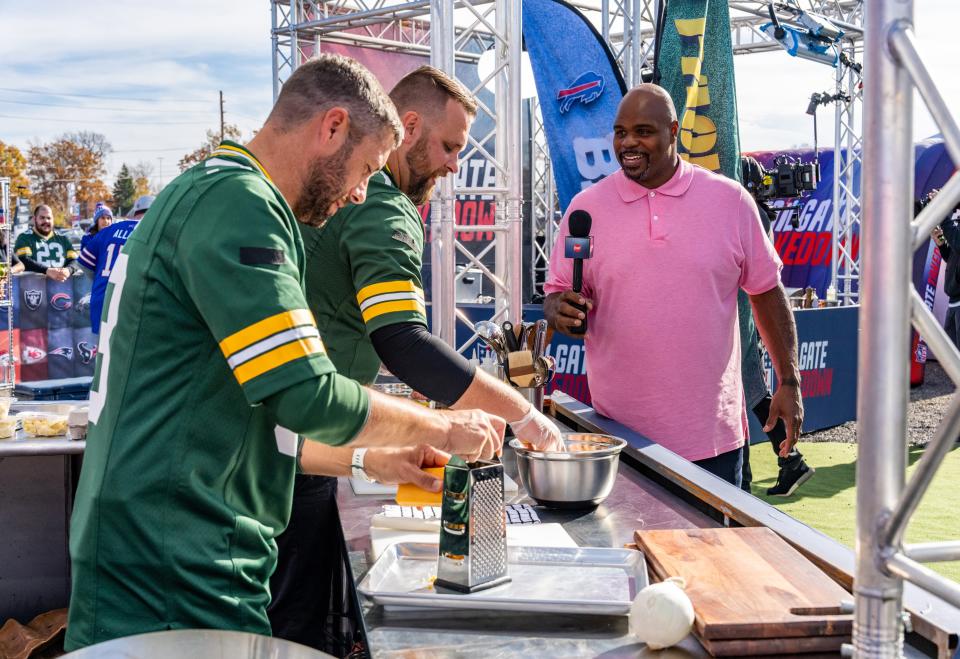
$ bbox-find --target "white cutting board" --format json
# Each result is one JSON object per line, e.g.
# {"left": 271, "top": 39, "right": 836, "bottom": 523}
{"left": 350, "top": 473, "right": 519, "bottom": 497}
{"left": 369, "top": 522, "right": 577, "bottom": 560}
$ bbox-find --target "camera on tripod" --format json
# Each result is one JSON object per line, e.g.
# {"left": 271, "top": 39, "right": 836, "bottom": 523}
{"left": 742, "top": 155, "right": 819, "bottom": 202}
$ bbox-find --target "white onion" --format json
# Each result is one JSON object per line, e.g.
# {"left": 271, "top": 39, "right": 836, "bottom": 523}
{"left": 628, "top": 576, "right": 695, "bottom": 650}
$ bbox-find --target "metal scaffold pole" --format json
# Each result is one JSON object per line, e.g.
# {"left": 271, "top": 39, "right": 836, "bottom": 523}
{"left": 854, "top": 0, "right": 912, "bottom": 654}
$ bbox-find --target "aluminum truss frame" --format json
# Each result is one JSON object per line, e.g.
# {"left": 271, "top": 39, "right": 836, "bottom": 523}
{"left": 270, "top": 0, "right": 867, "bottom": 341}
{"left": 856, "top": 1, "right": 960, "bottom": 654}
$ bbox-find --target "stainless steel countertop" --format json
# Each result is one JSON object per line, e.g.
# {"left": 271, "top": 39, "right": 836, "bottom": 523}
{"left": 0, "top": 401, "right": 85, "bottom": 457}
{"left": 337, "top": 443, "right": 723, "bottom": 658}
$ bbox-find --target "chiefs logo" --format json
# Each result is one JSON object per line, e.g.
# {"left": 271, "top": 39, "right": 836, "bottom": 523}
{"left": 22, "top": 346, "right": 46, "bottom": 364}
{"left": 24, "top": 289, "right": 43, "bottom": 311}
{"left": 77, "top": 341, "right": 98, "bottom": 365}
{"left": 51, "top": 293, "right": 72, "bottom": 311}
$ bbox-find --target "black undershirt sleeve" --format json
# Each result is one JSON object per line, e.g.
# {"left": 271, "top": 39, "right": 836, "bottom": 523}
{"left": 370, "top": 321, "right": 477, "bottom": 407}
{"left": 19, "top": 255, "right": 48, "bottom": 274}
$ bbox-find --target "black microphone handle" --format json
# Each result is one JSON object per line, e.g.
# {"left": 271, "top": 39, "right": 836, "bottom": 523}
{"left": 570, "top": 258, "right": 587, "bottom": 335}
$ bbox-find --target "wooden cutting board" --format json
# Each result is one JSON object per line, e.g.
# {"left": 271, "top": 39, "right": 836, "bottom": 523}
{"left": 635, "top": 527, "right": 853, "bottom": 643}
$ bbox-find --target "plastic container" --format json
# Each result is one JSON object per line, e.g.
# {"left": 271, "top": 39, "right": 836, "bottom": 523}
{"left": 0, "top": 396, "right": 15, "bottom": 418}
{"left": 0, "top": 416, "right": 16, "bottom": 439}
{"left": 68, "top": 407, "right": 89, "bottom": 441}
{"left": 18, "top": 411, "right": 70, "bottom": 437}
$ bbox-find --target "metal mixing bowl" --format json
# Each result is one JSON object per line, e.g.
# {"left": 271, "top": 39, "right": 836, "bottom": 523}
{"left": 510, "top": 433, "right": 627, "bottom": 509}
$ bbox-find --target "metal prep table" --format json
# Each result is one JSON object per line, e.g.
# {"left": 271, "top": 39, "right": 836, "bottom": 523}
{"left": 336, "top": 393, "right": 959, "bottom": 658}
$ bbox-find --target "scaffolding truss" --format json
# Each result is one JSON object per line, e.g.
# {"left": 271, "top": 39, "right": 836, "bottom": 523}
{"left": 270, "top": 0, "right": 866, "bottom": 346}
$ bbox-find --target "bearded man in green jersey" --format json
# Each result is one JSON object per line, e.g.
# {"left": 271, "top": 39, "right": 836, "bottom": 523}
{"left": 14, "top": 204, "right": 79, "bottom": 280}
{"left": 267, "top": 66, "right": 563, "bottom": 648}
{"left": 65, "top": 54, "right": 505, "bottom": 651}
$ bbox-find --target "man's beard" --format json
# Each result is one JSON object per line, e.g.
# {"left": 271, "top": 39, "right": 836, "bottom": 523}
{"left": 294, "top": 141, "right": 353, "bottom": 228}
{"left": 405, "top": 136, "right": 447, "bottom": 205}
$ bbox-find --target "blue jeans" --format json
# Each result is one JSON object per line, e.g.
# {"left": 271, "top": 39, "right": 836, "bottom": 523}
{"left": 694, "top": 446, "right": 744, "bottom": 488}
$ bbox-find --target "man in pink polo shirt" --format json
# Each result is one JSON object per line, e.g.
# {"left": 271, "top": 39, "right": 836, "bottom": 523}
{"left": 544, "top": 84, "right": 803, "bottom": 486}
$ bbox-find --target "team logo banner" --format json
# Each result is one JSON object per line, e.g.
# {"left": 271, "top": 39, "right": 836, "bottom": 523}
{"left": 522, "top": 0, "right": 628, "bottom": 210}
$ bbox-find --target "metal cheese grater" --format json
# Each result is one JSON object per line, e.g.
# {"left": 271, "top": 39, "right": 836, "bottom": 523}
{"left": 434, "top": 456, "right": 511, "bottom": 593}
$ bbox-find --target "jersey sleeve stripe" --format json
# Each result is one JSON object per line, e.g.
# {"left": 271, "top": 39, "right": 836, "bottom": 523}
{"left": 361, "top": 299, "right": 427, "bottom": 324}
{"left": 232, "top": 336, "right": 326, "bottom": 385}
{"left": 78, "top": 250, "right": 96, "bottom": 269}
{"left": 226, "top": 325, "right": 321, "bottom": 369}
{"left": 219, "top": 308, "right": 316, "bottom": 358}
{"left": 356, "top": 280, "right": 421, "bottom": 304}
{"left": 16, "top": 247, "right": 31, "bottom": 256}
{"left": 358, "top": 290, "right": 424, "bottom": 313}
{"left": 66, "top": 250, "right": 79, "bottom": 259}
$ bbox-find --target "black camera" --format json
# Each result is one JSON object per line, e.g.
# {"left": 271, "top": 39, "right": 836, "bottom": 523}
{"left": 741, "top": 155, "right": 819, "bottom": 201}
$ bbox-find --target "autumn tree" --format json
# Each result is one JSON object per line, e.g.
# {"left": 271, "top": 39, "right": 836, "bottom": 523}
{"left": 27, "top": 133, "right": 112, "bottom": 223}
{"left": 178, "top": 124, "right": 242, "bottom": 172}
{"left": 0, "top": 141, "right": 30, "bottom": 194}
{"left": 112, "top": 164, "right": 136, "bottom": 216}
{"left": 130, "top": 161, "right": 155, "bottom": 198}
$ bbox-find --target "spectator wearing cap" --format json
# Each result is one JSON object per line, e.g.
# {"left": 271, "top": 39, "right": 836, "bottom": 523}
{"left": 78, "top": 196, "right": 153, "bottom": 333}
{"left": 81, "top": 206, "right": 114, "bottom": 252}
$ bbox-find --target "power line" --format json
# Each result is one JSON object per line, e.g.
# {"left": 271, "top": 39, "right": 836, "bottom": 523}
{"left": 0, "top": 97, "right": 213, "bottom": 115}
{"left": 0, "top": 86, "right": 211, "bottom": 105}
{"left": 111, "top": 147, "right": 192, "bottom": 153}
{"left": 0, "top": 113, "right": 210, "bottom": 126}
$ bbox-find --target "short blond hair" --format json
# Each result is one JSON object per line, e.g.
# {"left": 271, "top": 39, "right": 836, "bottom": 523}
{"left": 390, "top": 66, "right": 478, "bottom": 118}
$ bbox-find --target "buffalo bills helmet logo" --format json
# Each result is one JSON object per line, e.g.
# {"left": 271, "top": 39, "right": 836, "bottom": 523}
{"left": 78, "top": 341, "right": 98, "bottom": 364}
{"left": 50, "top": 346, "right": 74, "bottom": 359}
{"left": 51, "top": 293, "right": 72, "bottom": 311}
{"left": 24, "top": 289, "right": 42, "bottom": 311}
{"left": 557, "top": 72, "right": 605, "bottom": 114}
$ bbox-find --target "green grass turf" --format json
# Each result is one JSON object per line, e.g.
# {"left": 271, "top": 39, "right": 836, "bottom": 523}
{"left": 748, "top": 441, "right": 960, "bottom": 583}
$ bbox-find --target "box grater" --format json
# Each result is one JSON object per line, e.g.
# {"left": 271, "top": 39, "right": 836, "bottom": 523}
{"left": 434, "top": 456, "right": 511, "bottom": 593}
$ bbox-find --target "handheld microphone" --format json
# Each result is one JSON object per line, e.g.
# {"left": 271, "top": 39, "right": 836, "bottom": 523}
{"left": 565, "top": 209, "right": 593, "bottom": 335}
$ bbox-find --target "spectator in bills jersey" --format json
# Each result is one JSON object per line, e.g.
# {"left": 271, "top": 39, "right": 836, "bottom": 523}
{"left": 80, "top": 205, "right": 114, "bottom": 252}
{"left": 78, "top": 195, "right": 154, "bottom": 333}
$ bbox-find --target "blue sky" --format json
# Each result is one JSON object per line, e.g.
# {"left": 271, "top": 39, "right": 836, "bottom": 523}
{"left": 1, "top": 1, "right": 956, "bottom": 189}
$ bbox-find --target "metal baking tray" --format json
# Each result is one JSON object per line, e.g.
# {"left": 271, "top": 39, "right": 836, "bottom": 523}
{"left": 358, "top": 542, "right": 647, "bottom": 615}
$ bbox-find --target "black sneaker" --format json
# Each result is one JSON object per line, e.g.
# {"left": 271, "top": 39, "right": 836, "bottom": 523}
{"left": 766, "top": 462, "right": 815, "bottom": 497}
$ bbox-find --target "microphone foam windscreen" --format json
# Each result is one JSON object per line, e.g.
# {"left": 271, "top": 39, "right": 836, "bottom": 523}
{"left": 568, "top": 209, "right": 592, "bottom": 238}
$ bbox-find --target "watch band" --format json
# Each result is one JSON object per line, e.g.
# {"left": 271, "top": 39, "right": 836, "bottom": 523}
{"left": 351, "top": 447, "right": 374, "bottom": 482}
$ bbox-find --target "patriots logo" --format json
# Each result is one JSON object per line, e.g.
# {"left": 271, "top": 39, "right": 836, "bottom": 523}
{"left": 24, "top": 289, "right": 42, "bottom": 311}
{"left": 75, "top": 293, "right": 91, "bottom": 315}
{"left": 50, "top": 346, "right": 74, "bottom": 359}
{"left": 77, "top": 341, "right": 98, "bottom": 364}
{"left": 51, "top": 293, "right": 72, "bottom": 311}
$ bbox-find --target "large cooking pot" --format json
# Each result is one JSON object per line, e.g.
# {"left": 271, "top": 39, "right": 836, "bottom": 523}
{"left": 510, "top": 433, "right": 627, "bottom": 509}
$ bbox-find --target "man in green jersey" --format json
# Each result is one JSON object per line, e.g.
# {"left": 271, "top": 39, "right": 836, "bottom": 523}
{"left": 267, "top": 67, "right": 563, "bottom": 648}
{"left": 65, "top": 54, "right": 504, "bottom": 651}
{"left": 14, "top": 204, "right": 79, "bottom": 280}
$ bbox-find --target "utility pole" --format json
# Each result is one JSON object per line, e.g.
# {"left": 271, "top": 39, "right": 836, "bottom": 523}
{"left": 157, "top": 157, "right": 164, "bottom": 188}
{"left": 219, "top": 90, "right": 225, "bottom": 143}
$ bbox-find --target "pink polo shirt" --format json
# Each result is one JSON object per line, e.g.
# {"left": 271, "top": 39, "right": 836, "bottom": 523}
{"left": 545, "top": 159, "right": 782, "bottom": 461}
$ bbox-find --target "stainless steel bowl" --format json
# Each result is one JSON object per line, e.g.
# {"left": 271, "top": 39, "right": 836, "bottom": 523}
{"left": 510, "top": 433, "right": 627, "bottom": 509}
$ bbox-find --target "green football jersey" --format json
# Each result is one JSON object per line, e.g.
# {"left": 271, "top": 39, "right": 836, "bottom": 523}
{"left": 65, "top": 142, "right": 369, "bottom": 649}
{"left": 302, "top": 169, "right": 427, "bottom": 384}
{"left": 14, "top": 228, "right": 78, "bottom": 267}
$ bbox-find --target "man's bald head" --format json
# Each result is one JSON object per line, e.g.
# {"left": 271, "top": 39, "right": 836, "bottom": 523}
{"left": 612, "top": 84, "right": 680, "bottom": 188}
{"left": 619, "top": 84, "right": 677, "bottom": 124}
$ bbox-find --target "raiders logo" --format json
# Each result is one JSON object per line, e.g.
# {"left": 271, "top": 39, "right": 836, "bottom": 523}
{"left": 24, "top": 289, "right": 43, "bottom": 311}
{"left": 77, "top": 341, "right": 98, "bottom": 365}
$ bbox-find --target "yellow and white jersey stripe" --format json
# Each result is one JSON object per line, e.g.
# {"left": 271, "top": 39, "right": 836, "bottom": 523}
{"left": 218, "top": 309, "right": 325, "bottom": 385}
{"left": 356, "top": 280, "right": 426, "bottom": 324}
{"left": 208, "top": 144, "right": 273, "bottom": 183}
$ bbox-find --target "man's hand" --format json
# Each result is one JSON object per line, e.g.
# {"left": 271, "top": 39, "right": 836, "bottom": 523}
{"left": 440, "top": 409, "right": 505, "bottom": 461}
{"left": 543, "top": 290, "right": 594, "bottom": 337}
{"left": 765, "top": 381, "right": 804, "bottom": 457}
{"left": 46, "top": 267, "right": 68, "bottom": 282}
{"left": 364, "top": 444, "right": 451, "bottom": 491}
{"left": 512, "top": 407, "right": 564, "bottom": 451}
